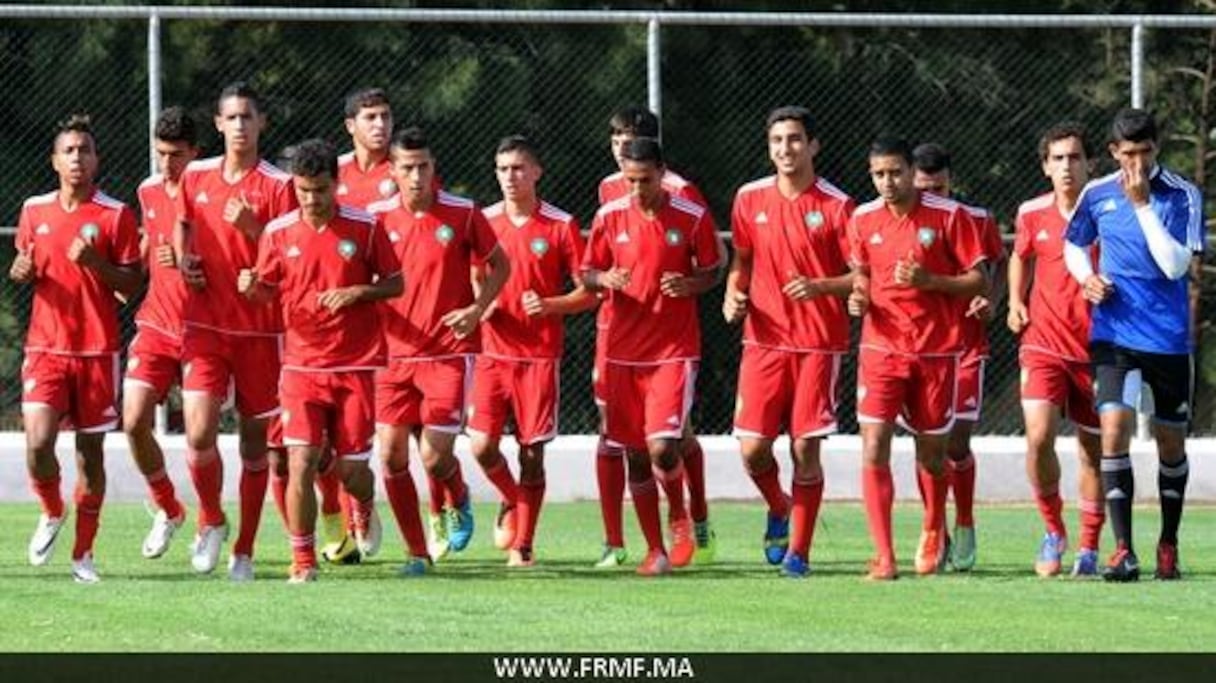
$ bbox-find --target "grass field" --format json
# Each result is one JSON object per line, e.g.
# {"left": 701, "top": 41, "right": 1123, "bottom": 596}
{"left": 0, "top": 501, "right": 1213, "bottom": 652}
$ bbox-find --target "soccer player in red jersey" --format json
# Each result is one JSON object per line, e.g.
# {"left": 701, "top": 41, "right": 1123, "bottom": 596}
{"left": 1008, "top": 122, "right": 1104, "bottom": 577}
{"left": 11, "top": 114, "right": 142, "bottom": 583}
{"left": 847, "top": 137, "right": 989, "bottom": 580}
{"left": 583, "top": 138, "right": 724, "bottom": 576}
{"left": 911, "top": 143, "right": 1006, "bottom": 571}
{"left": 592, "top": 106, "right": 716, "bottom": 568}
{"left": 468, "top": 136, "right": 595, "bottom": 567}
{"left": 175, "top": 83, "right": 298, "bottom": 580}
{"left": 337, "top": 87, "right": 396, "bottom": 210}
{"left": 723, "top": 106, "right": 855, "bottom": 578}
{"left": 240, "top": 139, "right": 403, "bottom": 582}
{"left": 371, "top": 127, "right": 510, "bottom": 569}
{"left": 122, "top": 107, "right": 199, "bottom": 561}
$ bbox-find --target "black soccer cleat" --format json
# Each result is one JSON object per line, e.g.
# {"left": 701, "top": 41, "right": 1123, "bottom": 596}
{"left": 1102, "top": 545, "right": 1141, "bottom": 582}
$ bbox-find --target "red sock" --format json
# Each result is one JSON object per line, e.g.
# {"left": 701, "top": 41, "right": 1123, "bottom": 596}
{"left": 654, "top": 462, "right": 688, "bottom": 523}
{"left": 682, "top": 437, "right": 708, "bottom": 523}
{"left": 315, "top": 458, "right": 343, "bottom": 517}
{"left": 789, "top": 476, "right": 824, "bottom": 557}
{"left": 747, "top": 461, "right": 790, "bottom": 518}
{"left": 596, "top": 436, "right": 626, "bottom": 547}
{"left": 426, "top": 472, "right": 446, "bottom": 515}
{"left": 343, "top": 492, "right": 360, "bottom": 534}
{"left": 290, "top": 532, "right": 316, "bottom": 571}
{"left": 482, "top": 457, "right": 519, "bottom": 507}
{"left": 145, "top": 469, "right": 185, "bottom": 521}
{"left": 383, "top": 467, "right": 428, "bottom": 558}
{"left": 948, "top": 453, "right": 976, "bottom": 528}
{"left": 31, "top": 474, "right": 65, "bottom": 519}
{"left": 72, "top": 488, "right": 104, "bottom": 560}
{"left": 515, "top": 479, "right": 546, "bottom": 550}
{"left": 232, "top": 457, "right": 269, "bottom": 557}
{"left": 186, "top": 446, "right": 225, "bottom": 529}
{"left": 1079, "top": 498, "right": 1105, "bottom": 552}
{"left": 352, "top": 494, "right": 375, "bottom": 536}
{"left": 917, "top": 466, "right": 949, "bottom": 533}
{"left": 440, "top": 459, "right": 469, "bottom": 508}
{"left": 862, "top": 465, "right": 895, "bottom": 561}
{"left": 629, "top": 477, "right": 665, "bottom": 552}
{"left": 1034, "top": 483, "right": 1067, "bottom": 538}
{"left": 270, "top": 470, "right": 289, "bottom": 531}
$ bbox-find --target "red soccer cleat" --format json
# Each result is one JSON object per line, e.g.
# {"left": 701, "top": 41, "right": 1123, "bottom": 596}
{"left": 636, "top": 549, "right": 672, "bottom": 577}
{"left": 668, "top": 518, "right": 695, "bottom": 568}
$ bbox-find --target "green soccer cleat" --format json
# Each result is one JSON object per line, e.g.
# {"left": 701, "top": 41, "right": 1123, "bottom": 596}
{"left": 950, "top": 525, "right": 976, "bottom": 572}
{"left": 692, "top": 519, "right": 717, "bottom": 565}
{"left": 594, "top": 544, "right": 628, "bottom": 569}
{"left": 427, "top": 511, "right": 451, "bottom": 561}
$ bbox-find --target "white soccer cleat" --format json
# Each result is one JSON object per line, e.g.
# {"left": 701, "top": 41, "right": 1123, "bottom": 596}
{"left": 286, "top": 565, "right": 318, "bottom": 584}
{"left": 190, "top": 522, "right": 229, "bottom": 574}
{"left": 227, "top": 553, "right": 254, "bottom": 582}
{"left": 356, "top": 507, "right": 383, "bottom": 558}
{"left": 28, "top": 513, "right": 65, "bottom": 567}
{"left": 427, "top": 512, "right": 451, "bottom": 561}
{"left": 142, "top": 509, "right": 185, "bottom": 559}
{"left": 71, "top": 553, "right": 100, "bottom": 584}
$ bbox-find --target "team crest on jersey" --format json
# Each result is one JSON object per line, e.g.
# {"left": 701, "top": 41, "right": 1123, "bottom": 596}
{"left": 338, "top": 239, "right": 357, "bottom": 260}
{"left": 917, "top": 226, "right": 937, "bottom": 247}
{"left": 804, "top": 211, "right": 824, "bottom": 229}
{"left": 80, "top": 223, "right": 100, "bottom": 242}
{"left": 530, "top": 237, "right": 550, "bottom": 257}
{"left": 378, "top": 179, "right": 396, "bottom": 198}
{"left": 435, "top": 224, "right": 455, "bottom": 245}
{"left": 664, "top": 228, "right": 683, "bottom": 246}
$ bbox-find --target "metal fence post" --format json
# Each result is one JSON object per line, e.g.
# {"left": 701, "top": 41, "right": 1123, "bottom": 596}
{"left": 1131, "top": 21, "right": 1145, "bottom": 108}
{"left": 148, "top": 11, "right": 169, "bottom": 437}
{"left": 647, "top": 16, "right": 662, "bottom": 124}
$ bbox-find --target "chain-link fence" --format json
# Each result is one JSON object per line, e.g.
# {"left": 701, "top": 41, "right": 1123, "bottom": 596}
{"left": 1, "top": 8, "right": 1212, "bottom": 436}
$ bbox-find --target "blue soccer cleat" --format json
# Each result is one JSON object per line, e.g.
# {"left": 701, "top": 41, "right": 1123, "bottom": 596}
{"left": 447, "top": 499, "right": 475, "bottom": 552}
{"left": 764, "top": 513, "right": 790, "bottom": 565}
{"left": 1034, "top": 532, "right": 1067, "bottom": 578}
{"left": 780, "top": 551, "right": 811, "bottom": 578}
{"left": 1071, "top": 548, "right": 1100, "bottom": 578}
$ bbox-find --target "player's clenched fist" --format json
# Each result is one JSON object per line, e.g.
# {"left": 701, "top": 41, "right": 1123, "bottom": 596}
{"left": 1081, "top": 274, "right": 1113, "bottom": 305}
{"left": 521, "top": 289, "right": 547, "bottom": 317}
{"left": 847, "top": 277, "right": 869, "bottom": 317}
{"left": 10, "top": 247, "right": 36, "bottom": 282}
{"left": 722, "top": 289, "right": 748, "bottom": 323}
{"left": 1006, "top": 300, "right": 1029, "bottom": 334}
{"left": 237, "top": 267, "right": 257, "bottom": 296}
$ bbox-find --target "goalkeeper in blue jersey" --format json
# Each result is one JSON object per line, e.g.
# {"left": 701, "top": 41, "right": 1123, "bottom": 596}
{"left": 1063, "top": 108, "right": 1204, "bottom": 582}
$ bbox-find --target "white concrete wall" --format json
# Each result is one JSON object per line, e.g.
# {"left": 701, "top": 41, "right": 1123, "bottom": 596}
{"left": 1, "top": 432, "right": 1211, "bottom": 503}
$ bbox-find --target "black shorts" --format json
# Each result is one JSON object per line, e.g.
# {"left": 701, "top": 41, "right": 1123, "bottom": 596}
{"left": 1090, "top": 341, "right": 1192, "bottom": 425}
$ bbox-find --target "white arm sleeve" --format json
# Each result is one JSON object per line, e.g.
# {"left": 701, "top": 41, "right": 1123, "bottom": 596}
{"left": 1135, "top": 205, "right": 1192, "bottom": 280}
{"left": 1063, "top": 240, "right": 1096, "bottom": 285}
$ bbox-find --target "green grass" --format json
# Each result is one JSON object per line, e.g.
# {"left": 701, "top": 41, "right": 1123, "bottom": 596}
{"left": 0, "top": 501, "right": 1213, "bottom": 652}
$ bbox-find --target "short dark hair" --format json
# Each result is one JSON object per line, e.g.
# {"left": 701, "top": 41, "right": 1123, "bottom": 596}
{"left": 765, "top": 105, "right": 816, "bottom": 139}
{"left": 620, "top": 137, "right": 664, "bottom": 166}
{"left": 609, "top": 105, "right": 660, "bottom": 138}
{"left": 289, "top": 138, "right": 338, "bottom": 179}
{"left": 344, "top": 87, "right": 391, "bottom": 119}
{"left": 869, "top": 136, "right": 914, "bottom": 165}
{"left": 154, "top": 106, "right": 198, "bottom": 146}
{"left": 216, "top": 81, "right": 262, "bottom": 115}
{"left": 1110, "top": 108, "right": 1158, "bottom": 144}
{"left": 391, "top": 126, "right": 430, "bottom": 153}
{"left": 912, "top": 142, "right": 951, "bottom": 174}
{"left": 53, "top": 113, "right": 94, "bottom": 151}
{"left": 495, "top": 135, "right": 541, "bottom": 165}
{"left": 1038, "top": 121, "right": 1090, "bottom": 161}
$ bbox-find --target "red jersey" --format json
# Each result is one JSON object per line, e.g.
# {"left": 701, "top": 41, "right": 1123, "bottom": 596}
{"left": 957, "top": 204, "right": 1006, "bottom": 357}
{"left": 582, "top": 194, "right": 724, "bottom": 363}
{"left": 256, "top": 206, "right": 400, "bottom": 370}
{"left": 480, "top": 200, "right": 585, "bottom": 360}
{"left": 16, "top": 189, "right": 140, "bottom": 355}
{"left": 849, "top": 192, "right": 987, "bottom": 355}
{"left": 731, "top": 175, "right": 855, "bottom": 352}
{"left": 135, "top": 175, "right": 188, "bottom": 339}
{"left": 336, "top": 151, "right": 396, "bottom": 210}
{"left": 372, "top": 190, "right": 500, "bottom": 359}
{"left": 1013, "top": 193, "right": 1093, "bottom": 362}
{"left": 175, "top": 156, "right": 297, "bottom": 335}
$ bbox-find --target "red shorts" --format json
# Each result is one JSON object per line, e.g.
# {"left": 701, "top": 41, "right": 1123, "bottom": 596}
{"left": 280, "top": 369, "right": 375, "bottom": 459}
{"left": 123, "top": 326, "right": 182, "bottom": 401}
{"left": 467, "top": 356, "right": 559, "bottom": 445}
{"left": 267, "top": 415, "right": 284, "bottom": 449}
{"left": 1019, "top": 348, "right": 1100, "bottom": 432}
{"left": 375, "top": 356, "right": 472, "bottom": 432}
{"left": 856, "top": 346, "right": 958, "bottom": 435}
{"left": 733, "top": 345, "right": 841, "bottom": 440}
{"left": 604, "top": 360, "right": 697, "bottom": 450}
{"left": 592, "top": 329, "right": 608, "bottom": 406}
{"left": 22, "top": 352, "right": 119, "bottom": 432}
{"left": 181, "top": 326, "right": 281, "bottom": 419}
{"left": 954, "top": 351, "right": 986, "bottom": 422}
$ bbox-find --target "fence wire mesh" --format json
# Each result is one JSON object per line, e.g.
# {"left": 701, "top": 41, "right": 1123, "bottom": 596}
{"left": 0, "top": 13, "right": 1211, "bottom": 436}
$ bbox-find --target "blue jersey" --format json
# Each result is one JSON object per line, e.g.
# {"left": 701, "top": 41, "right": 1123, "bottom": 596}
{"left": 1065, "top": 166, "right": 1203, "bottom": 354}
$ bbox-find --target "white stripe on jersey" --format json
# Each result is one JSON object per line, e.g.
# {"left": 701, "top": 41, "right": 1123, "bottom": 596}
{"left": 539, "top": 201, "right": 573, "bottom": 222}
{"left": 669, "top": 195, "right": 705, "bottom": 218}
{"left": 853, "top": 197, "right": 886, "bottom": 217}
{"left": 815, "top": 176, "right": 851, "bottom": 202}
{"left": 264, "top": 210, "right": 299, "bottom": 234}
{"left": 736, "top": 176, "right": 776, "bottom": 197}
{"left": 482, "top": 201, "right": 505, "bottom": 219}
{"left": 1017, "top": 193, "right": 1055, "bottom": 217}
{"left": 23, "top": 191, "right": 57, "bottom": 208}
{"left": 437, "top": 190, "right": 474, "bottom": 209}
